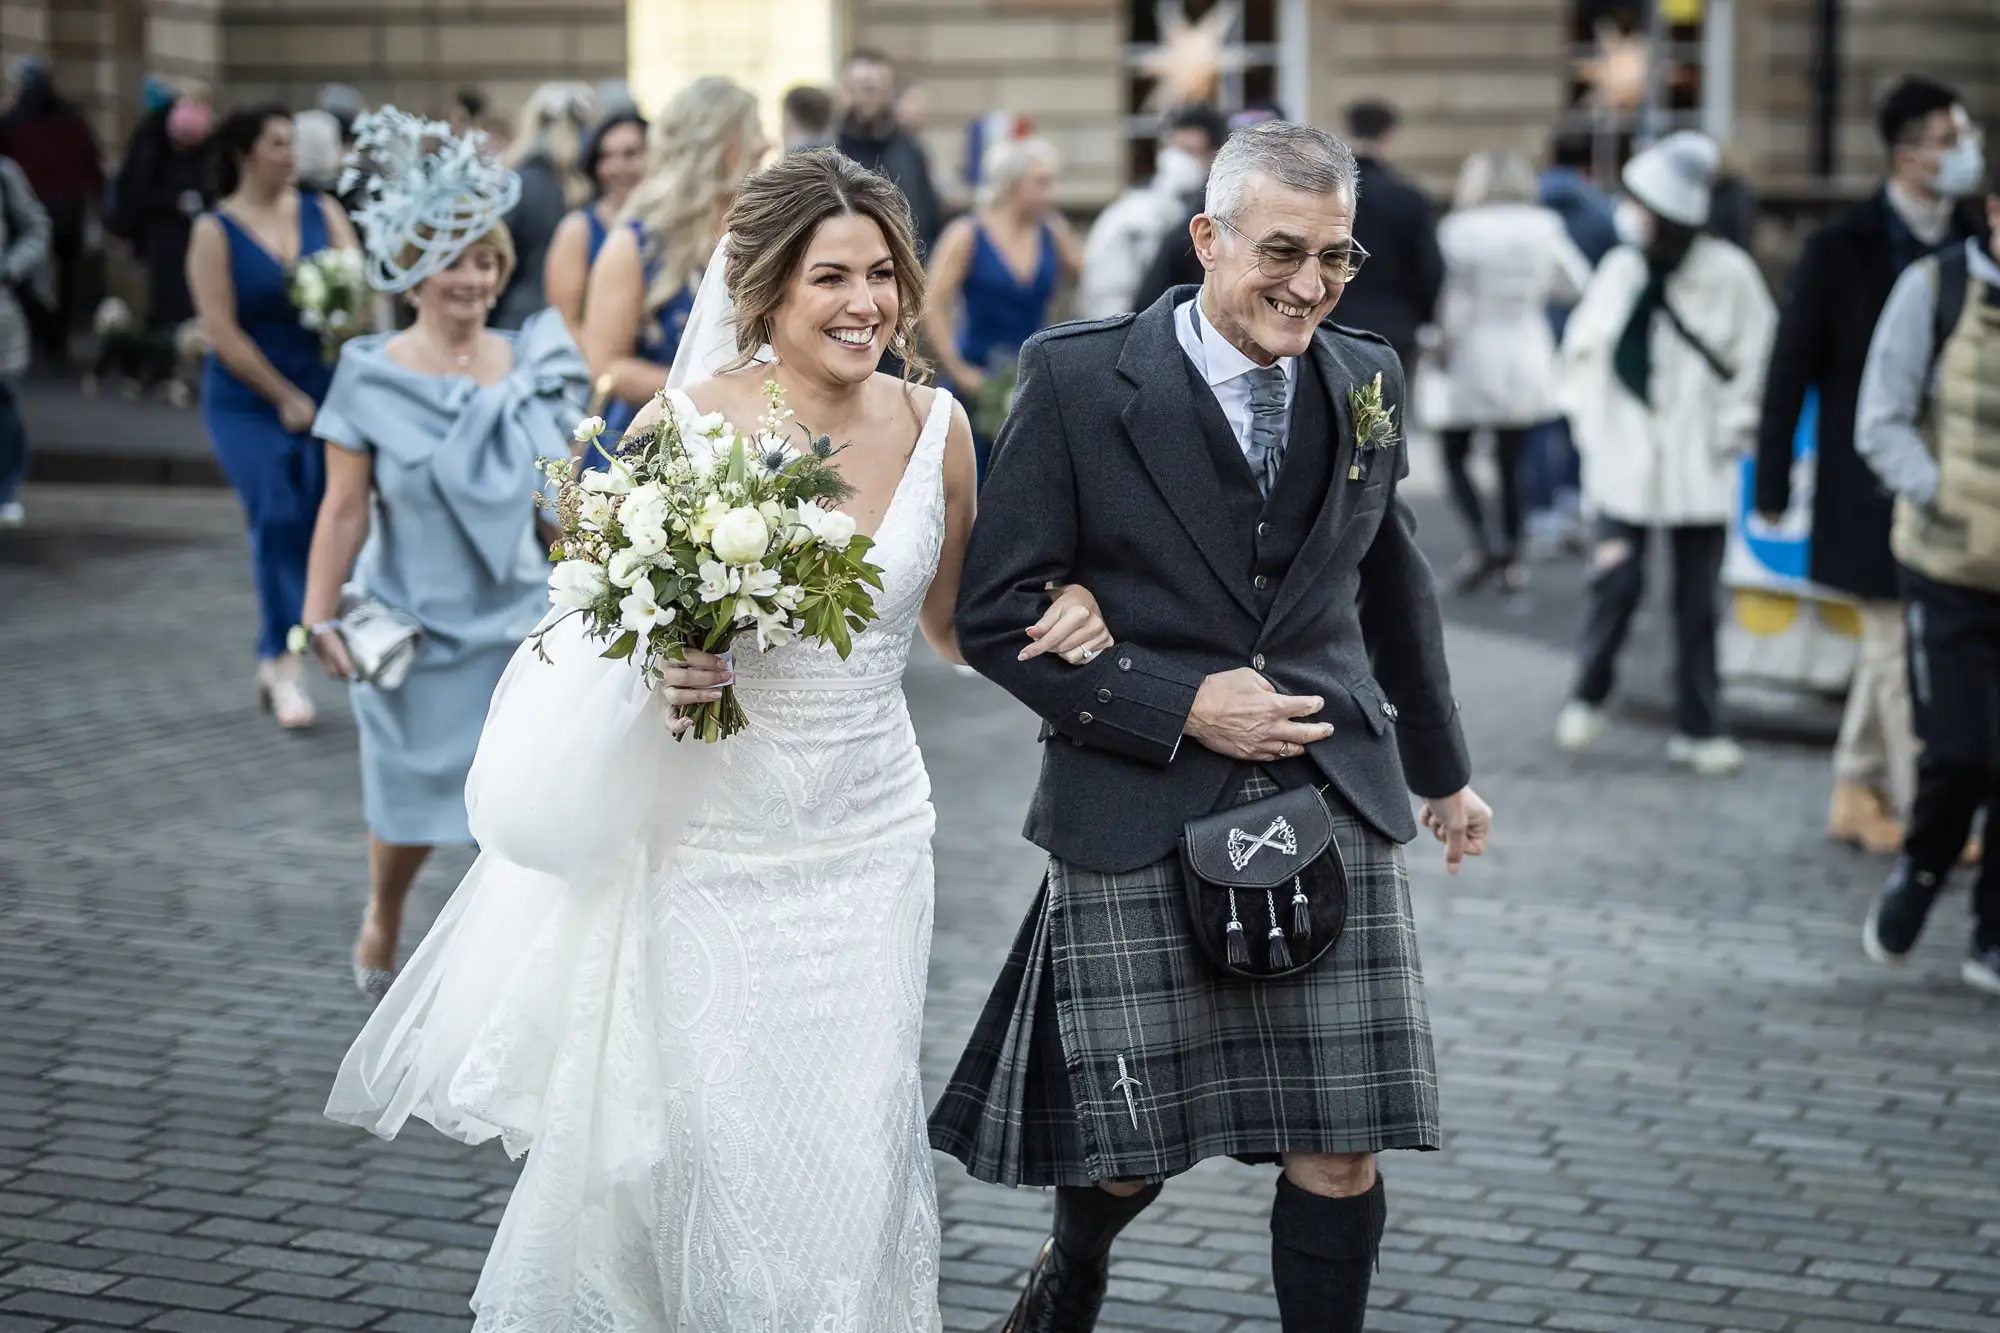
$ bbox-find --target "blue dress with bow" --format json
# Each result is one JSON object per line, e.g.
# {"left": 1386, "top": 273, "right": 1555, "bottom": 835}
{"left": 313, "top": 309, "right": 587, "bottom": 845}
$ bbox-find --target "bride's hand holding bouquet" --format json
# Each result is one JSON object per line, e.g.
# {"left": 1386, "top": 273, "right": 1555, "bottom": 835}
{"left": 538, "top": 380, "right": 886, "bottom": 741}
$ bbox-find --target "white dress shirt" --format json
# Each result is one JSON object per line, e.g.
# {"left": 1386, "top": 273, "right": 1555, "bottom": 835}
{"left": 1175, "top": 297, "right": 1298, "bottom": 457}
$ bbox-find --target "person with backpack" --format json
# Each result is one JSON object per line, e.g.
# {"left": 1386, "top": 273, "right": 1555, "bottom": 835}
{"left": 1757, "top": 78, "right": 1988, "bottom": 855}
{"left": 1855, "top": 162, "right": 2000, "bottom": 996}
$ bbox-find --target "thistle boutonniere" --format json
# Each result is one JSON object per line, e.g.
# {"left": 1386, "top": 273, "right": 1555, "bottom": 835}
{"left": 1346, "top": 372, "right": 1400, "bottom": 482}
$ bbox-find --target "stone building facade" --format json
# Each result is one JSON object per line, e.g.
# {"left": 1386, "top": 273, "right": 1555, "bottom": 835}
{"left": 5, "top": 0, "right": 1993, "bottom": 207}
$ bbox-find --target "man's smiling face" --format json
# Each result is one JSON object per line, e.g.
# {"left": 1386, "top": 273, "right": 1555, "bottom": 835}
{"left": 1194, "top": 171, "right": 1355, "bottom": 364}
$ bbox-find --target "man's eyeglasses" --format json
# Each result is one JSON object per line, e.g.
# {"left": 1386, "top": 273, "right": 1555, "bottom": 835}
{"left": 1213, "top": 218, "right": 1370, "bottom": 286}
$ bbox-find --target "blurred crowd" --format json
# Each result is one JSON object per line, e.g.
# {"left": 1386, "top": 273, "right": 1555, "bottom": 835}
{"left": 0, "top": 49, "right": 1995, "bottom": 991}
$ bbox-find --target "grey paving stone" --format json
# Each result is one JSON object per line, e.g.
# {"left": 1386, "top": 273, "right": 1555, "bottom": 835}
{"left": 3, "top": 483, "right": 1997, "bottom": 1332}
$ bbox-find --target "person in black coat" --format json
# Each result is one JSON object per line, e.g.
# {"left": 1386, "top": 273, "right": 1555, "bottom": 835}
{"left": 1755, "top": 75, "right": 1988, "bottom": 852}
{"left": 1328, "top": 100, "right": 1442, "bottom": 372}
{"left": 834, "top": 49, "right": 943, "bottom": 256}
{"left": 108, "top": 93, "right": 213, "bottom": 331}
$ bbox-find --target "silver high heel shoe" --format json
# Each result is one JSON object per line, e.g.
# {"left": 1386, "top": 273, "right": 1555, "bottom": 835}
{"left": 351, "top": 957, "right": 396, "bottom": 1006}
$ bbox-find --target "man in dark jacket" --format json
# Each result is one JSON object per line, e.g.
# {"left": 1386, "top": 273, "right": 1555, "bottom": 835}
{"left": 835, "top": 50, "right": 943, "bottom": 257}
{"left": 0, "top": 57, "right": 102, "bottom": 366}
{"left": 1329, "top": 100, "right": 1441, "bottom": 374}
{"left": 1755, "top": 76, "right": 1987, "bottom": 854}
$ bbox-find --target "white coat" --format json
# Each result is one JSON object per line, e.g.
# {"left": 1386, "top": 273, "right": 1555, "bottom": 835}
{"left": 1427, "top": 203, "right": 1590, "bottom": 429}
{"left": 1557, "top": 236, "right": 1777, "bottom": 526}
{"left": 1078, "top": 150, "right": 1206, "bottom": 320}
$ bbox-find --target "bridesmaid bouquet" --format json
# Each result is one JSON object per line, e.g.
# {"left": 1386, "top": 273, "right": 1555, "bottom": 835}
{"left": 536, "top": 382, "right": 886, "bottom": 742}
{"left": 287, "top": 247, "right": 370, "bottom": 361}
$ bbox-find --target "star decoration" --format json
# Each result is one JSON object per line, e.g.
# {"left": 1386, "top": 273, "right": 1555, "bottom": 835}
{"left": 1136, "top": 1, "right": 1247, "bottom": 113}
{"left": 1574, "top": 20, "right": 1650, "bottom": 112}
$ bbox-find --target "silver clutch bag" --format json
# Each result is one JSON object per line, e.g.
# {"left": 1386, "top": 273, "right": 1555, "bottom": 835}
{"left": 337, "top": 583, "right": 424, "bottom": 691}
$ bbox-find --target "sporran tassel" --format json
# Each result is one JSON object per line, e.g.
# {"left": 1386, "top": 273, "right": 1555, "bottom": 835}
{"left": 1265, "top": 889, "right": 1293, "bottom": 970}
{"left": 1226, "top": 887, "right": 1250, "bottom": 967}
{"left": 1290, "top": 874, "right": 1311, "bottom": 939}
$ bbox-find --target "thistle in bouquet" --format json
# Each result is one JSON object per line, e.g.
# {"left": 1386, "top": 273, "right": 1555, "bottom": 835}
{"left": 537, "top": 381, "right": 887, "bottom": 742}
{"left": 288, "top": 247, "right": 371, "bottom": 362}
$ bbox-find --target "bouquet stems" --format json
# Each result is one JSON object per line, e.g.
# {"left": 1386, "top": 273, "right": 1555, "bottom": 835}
{"left": 675, "top": 686, "right": 748, "bottom": 743}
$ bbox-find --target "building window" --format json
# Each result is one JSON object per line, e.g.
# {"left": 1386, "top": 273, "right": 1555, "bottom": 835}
{"left": 1565, "top": 0, "right": 1705, "bottom": 171}
{"left": 1122, "top": 0, "right": 1280, "bottom": 183}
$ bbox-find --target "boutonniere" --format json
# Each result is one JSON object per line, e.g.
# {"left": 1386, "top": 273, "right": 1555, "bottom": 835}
{"left": 1346, "top": 372, "right": 1400, "bottom": 482}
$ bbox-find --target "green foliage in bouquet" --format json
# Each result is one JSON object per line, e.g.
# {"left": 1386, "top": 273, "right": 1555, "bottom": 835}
{"left": 537, "top": 381, "right": 887, "bottom": 742}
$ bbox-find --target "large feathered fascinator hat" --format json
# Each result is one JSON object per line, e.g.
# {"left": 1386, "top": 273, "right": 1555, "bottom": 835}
{"left": 340, "top": 106, "right": 522, "bottom": 294}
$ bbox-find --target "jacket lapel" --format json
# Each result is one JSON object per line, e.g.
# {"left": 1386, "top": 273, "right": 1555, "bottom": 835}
{"left": 1117, "top": 291, "right": 1260, "bottom": 617}
{"left": 1265, "top": 329, "right": 1364, "bottom": 630}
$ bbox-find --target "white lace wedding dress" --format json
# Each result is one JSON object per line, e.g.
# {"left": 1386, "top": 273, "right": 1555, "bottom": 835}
{"left": 326, "top": 385, "right": 955, "bottom": 1333}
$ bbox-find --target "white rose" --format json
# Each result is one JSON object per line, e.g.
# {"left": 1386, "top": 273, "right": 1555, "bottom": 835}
{"left": 294, "top": 266, "right": 327, "bottom": 309}
{"left": 607, "top": 548, "right": 653, "bottom": 589}
{"left": 620, "top": 482, "right": 669, "bottom": 532}
{"left": 818, "top": 508, "right": 858, "bottom": 549}
{"left": 709, "top": 506, "right": 771, "bottom": 565}
{"left": 548, "top": 559, "right": 609, "bottom": 609}
{"left": 624, "top": 515, "right": 669, "bottom": 558}
{"left": 619, "top": 581, "right": 673, "bottom": 635}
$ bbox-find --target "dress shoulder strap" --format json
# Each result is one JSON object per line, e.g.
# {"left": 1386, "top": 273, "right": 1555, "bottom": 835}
{"left": 299, "top": 186, "right": 329, "bottom": 254}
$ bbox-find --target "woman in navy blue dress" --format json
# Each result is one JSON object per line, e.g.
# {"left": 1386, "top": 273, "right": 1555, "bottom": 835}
{"left": 541, "top": 108, "right": 647, "bottom": 340}
{"left": 925, "top": 135, "right": 1081, "bottom": 475}
{"left": 582, "top": 77, "right": 767, "bottom": 437}
{"left": 188, "top": 104, "right": 359, "bottom": 729}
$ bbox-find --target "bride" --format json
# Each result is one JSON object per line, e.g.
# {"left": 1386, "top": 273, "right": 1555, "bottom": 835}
{"left": 324, "top": 147, "right": 1113, "bottom": 1331}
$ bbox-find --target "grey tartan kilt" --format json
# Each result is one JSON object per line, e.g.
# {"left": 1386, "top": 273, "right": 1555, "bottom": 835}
{"left": 929, "top": 772, "right": 1440, "bottom": 1188}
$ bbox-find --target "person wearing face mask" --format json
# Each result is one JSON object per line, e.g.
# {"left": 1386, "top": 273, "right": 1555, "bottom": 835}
{"left": 111, "top": 84, "right": 215, "bottom": 330}
{"left": 1755, "top": 77, "right": 1988, "bottom": 854}
{"left": 187, "top": 105, "right": 361, "bottom": 730}
{"left": 1554, "top": 132, "right": 1777, "bottom": 777}
{"left": 296, "top": 108, "right": 588, "bottom": 1005}
{"left": 1853, "top": 160, "right": 2000, "bottom": 995}
{"left": 1080, "top": 103, "right": 1229, "bottom": 320}
{"left": 540, "top": 107, "right": 647, "bottom": 338}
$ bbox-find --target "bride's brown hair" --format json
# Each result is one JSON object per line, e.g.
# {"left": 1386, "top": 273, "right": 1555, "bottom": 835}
{"left": 721, "top": 148, "right": 931, "bottom": 382}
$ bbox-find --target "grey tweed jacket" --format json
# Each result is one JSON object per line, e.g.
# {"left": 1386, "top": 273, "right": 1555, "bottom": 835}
{"left": 956, "top": 287, "right": 1471, "bottom": 874}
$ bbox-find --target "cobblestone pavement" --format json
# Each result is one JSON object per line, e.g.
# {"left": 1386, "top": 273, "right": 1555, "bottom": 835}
{"left": 2, "top": 485, "right": 1995, "bottom": 1333}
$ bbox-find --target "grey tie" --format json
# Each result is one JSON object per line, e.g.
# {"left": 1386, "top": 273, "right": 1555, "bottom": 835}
{"left": 1243, "top": 365, "right": 1289, "bottom": 499}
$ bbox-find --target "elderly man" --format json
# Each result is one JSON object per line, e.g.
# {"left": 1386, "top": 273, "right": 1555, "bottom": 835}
{"left": 1856, "top": 160, "right": 2000, "bottom": 995}
{"left": 936, "top": 120, "right": 1493, "bottom": 1333}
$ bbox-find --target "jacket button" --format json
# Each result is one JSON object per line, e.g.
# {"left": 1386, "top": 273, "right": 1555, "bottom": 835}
{"left": 1383, "top": 702, "right": 1399, "bottom": 720}
{"left": 1257, "top": 522, "right": 1272, "bottom": 539}
{"left": 1117, "top": 656, "right": 1132, "bottom": 670}
{"left": 1078, "top": 711, "right": 1094, "bottom": 724}
{"left": 1096, "top": 688, "right": 1112, "bottom": 703}
{"left": 1253, "top": 574, "right": 1269, "bottom": 590}
{"left": 1252, "top": 654, "right": 1266, "bottom": 671}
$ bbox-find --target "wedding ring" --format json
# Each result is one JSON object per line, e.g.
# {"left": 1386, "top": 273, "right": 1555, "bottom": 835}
{"left": 1080, "top": 648, "right": 1094, "bottom": 661}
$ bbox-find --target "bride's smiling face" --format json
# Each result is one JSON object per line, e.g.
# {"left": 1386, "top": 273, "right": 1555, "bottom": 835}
{"left": 769, "top": 213, "right": 898, "bottom": 384}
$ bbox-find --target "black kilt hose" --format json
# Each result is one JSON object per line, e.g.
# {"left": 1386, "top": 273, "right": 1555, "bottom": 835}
{"left": 929, "top": 772, "right": 1440, "bottom": 1187}
{"left": 939, "top": 296, "right": 1472, "bottom": 1190}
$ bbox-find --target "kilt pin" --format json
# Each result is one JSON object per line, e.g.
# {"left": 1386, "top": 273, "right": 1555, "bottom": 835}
{"left": 934, "top": 285, "right": 1474, "bottom": 1332}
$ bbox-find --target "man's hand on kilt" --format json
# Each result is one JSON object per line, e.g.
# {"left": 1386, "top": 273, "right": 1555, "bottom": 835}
{"left": 1418, "top": 786, "right": 1493, "bottom": 874}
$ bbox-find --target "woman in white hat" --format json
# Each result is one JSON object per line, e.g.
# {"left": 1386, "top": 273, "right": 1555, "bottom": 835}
{"left": 1552, "top": 130, "right": 1777, "bottom": 775}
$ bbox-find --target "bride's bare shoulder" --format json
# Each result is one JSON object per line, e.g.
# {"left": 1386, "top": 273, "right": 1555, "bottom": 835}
{"left": 872, "top": 373, "right": 938, "bottom": 430}
{"left": 679, "top": 367, "right": 772, "bottom": 423}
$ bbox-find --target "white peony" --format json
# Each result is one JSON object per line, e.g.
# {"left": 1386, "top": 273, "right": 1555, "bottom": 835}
{"left": 818, "top": 508, "right": 858, "bottom": 549}
{"left": 696, "top": 560, "right": 738, "bottom": 604}
{"left": 710, "top": 506, "right": 772, "bottom": 565}
{"left": 619, "top": 580, "right": 673, "bottom": 635}
{"left": 548, "top": 559, "right": 609, "bottom": 609}
{"left": 607, "top": 548, "right": 653, "bottom": 589}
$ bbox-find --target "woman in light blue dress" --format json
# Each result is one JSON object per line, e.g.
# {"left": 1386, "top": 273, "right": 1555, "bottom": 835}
{"left": 297, "top": 108, "right": 588, "bottom": 1001}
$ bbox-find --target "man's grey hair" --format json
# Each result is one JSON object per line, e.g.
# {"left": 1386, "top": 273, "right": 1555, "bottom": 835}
{"left": 1203, "top": 121, "right": 1360, "bottom": 223}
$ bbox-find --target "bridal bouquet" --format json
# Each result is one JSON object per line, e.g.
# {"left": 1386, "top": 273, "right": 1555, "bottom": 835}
{"left": 287, "top": 247, "right": 370, "bottom": 361}
{"left": 536, "top": 382, "right": 885, "bottom": 742}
